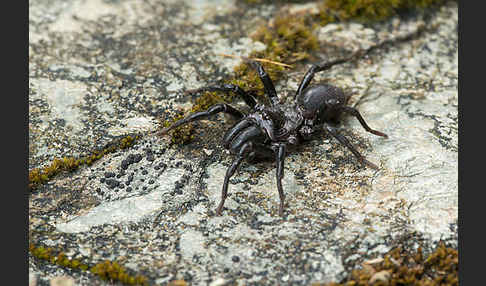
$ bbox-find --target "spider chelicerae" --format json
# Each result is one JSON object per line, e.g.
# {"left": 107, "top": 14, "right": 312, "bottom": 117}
{"left": 160, "top": 60, "right": 388, "bottom": 216}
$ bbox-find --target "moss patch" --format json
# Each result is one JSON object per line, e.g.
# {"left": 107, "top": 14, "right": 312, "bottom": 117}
{"left": 227, "top": 10, "right": 319, "bottom": 98}
{"left": 321, "top": 0, "right": 450, "bottom": 22}
{"left": 90, "top": 260, "right": 148, "bottom": 285}
{"left": 29, "top": 243, "right": 149, "bottom": 285}
{"left": 162, "top": 111, "right": 195, "bottom": 145}
{"left": 314, "top": 242, "right": 457, "bottom": 286}
{"left": 29, "top": 134, "right": 140, "bottom": 191}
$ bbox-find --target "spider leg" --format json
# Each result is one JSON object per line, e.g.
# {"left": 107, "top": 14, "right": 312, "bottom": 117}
{"left": 160, "top": 103, "right": 244, "bottom": 135}
{"left": 340, "top": 106, "right": 388, "bottom": 138}
{"left": 216, "top": 141, "right": 254, "bottom": 215}
{"left": 323, "top": 123, "right": 379, "bottom": 170}
{"left": 275, "top": 144, "right": 286, "bottom": 216}
{"left": 241, "top": 142, "right": 287, "bottom": 216}
{"left": 250, "top": 61, "right": 279, "bottom": 105}
{"left": 252, "top": 143, "right": 276, "bottom": 159}
{"left": 222, "top": 118, "right": 253, "bottom": 149}
{"left": 295, "top": 59, "right": 348, "bottom": 100}
{"left": 191, "top": 84, "right": 257, "bottom": 109}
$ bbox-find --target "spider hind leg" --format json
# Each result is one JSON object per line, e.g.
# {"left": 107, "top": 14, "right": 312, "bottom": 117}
{"left": 341, "top": 106, "right": 388, "bottom": 138}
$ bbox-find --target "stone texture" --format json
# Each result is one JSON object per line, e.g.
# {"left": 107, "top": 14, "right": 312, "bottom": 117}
{"left": 50, "top": 276, "right": 75, "bottom": 286}
{"left": 29, "top": 1, "right": 457, "bottom": 285}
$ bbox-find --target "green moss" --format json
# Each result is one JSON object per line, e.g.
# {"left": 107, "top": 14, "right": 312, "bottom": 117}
{"left": 29, "top": 134, "right": 140, "bottom": 191}
{"left": 168, "top": 280, "right": 188, "bottom": 286}
{"left": 162, "top": 112, "right": 195, "bottom": 145}
{"left": 227, "top": 59, "right": 285, "bottom": 102}
{"left": 29, "top": 243, "right": 91, "bottom": 274}
{"left": 239, "top": 11, "right": 318, "bottom": 85}
{"left": 238, "top": 11, "right": 319, "bottom": 96}
{"left": 321, "top": 0, "right": 452, "bottom": 22}
{"left": 29, "top": 243, "right": 149, "bottom": 286}
{"left": 313, "top": 242, "right": 458, "bottom": 286}
{"left": 90, "top": 260, "right": 148, "bottom": 285}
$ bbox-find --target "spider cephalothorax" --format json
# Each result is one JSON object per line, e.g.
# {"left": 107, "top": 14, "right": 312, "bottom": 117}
{"left": 160, "top": 61, "right": 388, "bottom": 216}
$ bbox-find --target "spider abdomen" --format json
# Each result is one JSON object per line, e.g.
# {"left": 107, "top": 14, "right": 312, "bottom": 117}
{"left": 298, "top": 84, "right": 348, "bottom": 122}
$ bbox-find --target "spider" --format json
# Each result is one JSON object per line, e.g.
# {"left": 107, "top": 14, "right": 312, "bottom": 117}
{"left": 160, "top": 60, "right": 388, "bottom": 216}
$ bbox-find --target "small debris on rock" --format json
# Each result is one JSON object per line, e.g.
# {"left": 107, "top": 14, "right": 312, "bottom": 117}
{"left": 369, "top": 270, "right": 391, "bottom": 284}
{"left": 104, "top": 172, "right": 115, "bottom": 178}
{"left": 49, "top": 276, "right": 75, "bottom": 286}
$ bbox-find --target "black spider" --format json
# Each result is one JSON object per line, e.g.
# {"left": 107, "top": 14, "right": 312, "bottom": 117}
{"left": 160, "top": 61, "right": 388, "bottom": 216}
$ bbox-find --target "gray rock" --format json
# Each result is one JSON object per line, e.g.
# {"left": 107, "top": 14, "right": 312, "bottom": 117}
{"left": 56, "top": 168, "right": 185, "bottom": 233}
{"left": 29, "top": 0, "right": 457, "bottom": 285}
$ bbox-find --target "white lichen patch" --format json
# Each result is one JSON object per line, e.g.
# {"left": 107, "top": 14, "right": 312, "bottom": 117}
{"left": 31, "top": 78, "right": 87, "bottom": 133}
{"left": 56, "top": 168, "right": 185, "bottom": 233}
{"left": 352, "top": 89, "right": 457, "bottom": 242}
{"left": 318, "top": 22, "right": 377, "bottom": 51}
{"left": 210, "top": 37, "right": 267, "bottom": 72}
{"left": 184, "top": 0, "right": 237, "bottom": 25}
{"left": 48, "top": 64, "right": 92, "bottom": 79}
{"left": 180, "top": 229, "right": 208, "bottom": 261}
{"left": 49, "top": 0, "right": 158, "bottom": 36}
{"left": 107, "top": 116, "right": 157, "bottom": 136}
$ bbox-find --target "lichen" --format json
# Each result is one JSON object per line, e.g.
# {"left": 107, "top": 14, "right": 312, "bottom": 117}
{"left": 29, "top": 134, "right": 140, "bottom": 191}
{"left": 30, "top": 1, "right": 456, "bottom": 285}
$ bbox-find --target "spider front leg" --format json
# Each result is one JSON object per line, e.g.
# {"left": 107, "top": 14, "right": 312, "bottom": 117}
{"left": 160, "top": 103, "right": 244, "bottom": 135}
{"left": 250, "top": 61, "right": 279, "bottom": 105}
{"left": 340, "top": 106, "right": 388, "bottom": 138}
{"left": 323, "top": 123, "right": 379, "bottom": 170}
{"left": 216, "top": 155, "right": 244, "bottom": 216}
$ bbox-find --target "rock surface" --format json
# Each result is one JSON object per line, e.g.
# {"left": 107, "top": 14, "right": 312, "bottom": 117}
{"left": 29, "top": 0, "right": 457, "bottom": 285}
